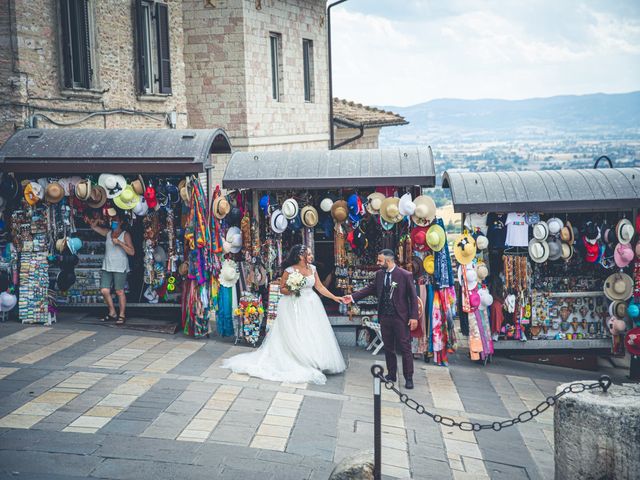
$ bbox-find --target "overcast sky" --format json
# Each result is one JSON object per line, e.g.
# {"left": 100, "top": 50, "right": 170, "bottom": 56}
{"left": 331, "top": 0, "right": 640, "bottom": 107}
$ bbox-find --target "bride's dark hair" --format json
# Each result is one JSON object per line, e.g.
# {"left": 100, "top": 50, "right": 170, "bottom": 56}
{"left": 282, "top": 244, "right": 307, "bottom": 271}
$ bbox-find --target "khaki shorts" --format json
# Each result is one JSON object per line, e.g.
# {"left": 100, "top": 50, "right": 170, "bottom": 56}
{"left": 100, "top": 270, "right": 127, "bottom": 292}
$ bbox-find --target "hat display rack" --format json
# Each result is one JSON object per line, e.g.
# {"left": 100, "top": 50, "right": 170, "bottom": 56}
{"left": 462, "top": 207, "right": 640, "bottom": 353}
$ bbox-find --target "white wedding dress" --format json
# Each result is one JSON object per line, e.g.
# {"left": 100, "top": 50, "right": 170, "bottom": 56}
{"left": 222, "top": 265, "right": 346, "bottom": 385}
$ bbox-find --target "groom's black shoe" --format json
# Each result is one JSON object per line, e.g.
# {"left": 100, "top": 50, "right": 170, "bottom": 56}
{"left": 384, "top": 374, "right": 397, "bottom": 383}
{"left": 405, "top": 378, "right": 414, "bottom": 389}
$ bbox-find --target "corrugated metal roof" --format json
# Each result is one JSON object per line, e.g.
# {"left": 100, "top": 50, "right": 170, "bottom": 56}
{"left": 442, "top": 168, "right": 640, "bottom": 213}
{"left": 222, "top": 147, "right": 435, "bottom": 189}
{"left": 0, "top": 128, "right": 232, "bottom": 174}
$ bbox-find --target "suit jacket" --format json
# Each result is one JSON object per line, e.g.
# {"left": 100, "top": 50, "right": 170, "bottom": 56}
{"left": 352, "top": 266, "right": 419, "bottom": 321}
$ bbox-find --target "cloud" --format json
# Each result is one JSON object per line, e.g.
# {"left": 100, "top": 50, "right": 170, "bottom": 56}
{"left": 331, "top": 1, "right": 640, "bottom": 106}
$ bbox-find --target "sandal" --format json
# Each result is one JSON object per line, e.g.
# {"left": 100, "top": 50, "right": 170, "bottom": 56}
{"left": 102, "top": 313, "right": 117, "bottom": 322}
{"left": 116, "top": 315, "right": 126, "bottom": 325}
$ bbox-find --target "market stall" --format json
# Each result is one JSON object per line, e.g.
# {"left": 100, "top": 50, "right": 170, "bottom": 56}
{"left": 218, "top": 147, "right": 459, "bottom": 361}
{"left": 442, "top": 164, "right": 640, "bottom": 373}
{"left": 0, "top": 128, "right": 232, "bottom": 328}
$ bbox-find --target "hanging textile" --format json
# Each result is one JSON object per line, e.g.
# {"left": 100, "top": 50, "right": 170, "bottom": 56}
{"left": 433, "top": 218, "right": 454, "bottom": 288}
{"left": 217, "top": 285, "right": 235, "bottom": 336}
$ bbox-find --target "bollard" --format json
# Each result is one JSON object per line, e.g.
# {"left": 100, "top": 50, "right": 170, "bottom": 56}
{"left": 371, "top": 365, "right": 383, "bottom": 480}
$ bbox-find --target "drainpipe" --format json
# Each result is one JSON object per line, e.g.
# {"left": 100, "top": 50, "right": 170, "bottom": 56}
{"left": 327, "top": 0, "right": 349, "bottom": 150}
{"left": 332, "top": 117, "right": 364, "bottom": 149}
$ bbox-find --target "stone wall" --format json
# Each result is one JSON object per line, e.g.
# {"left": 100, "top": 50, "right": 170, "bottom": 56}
{"left": 0, "top": 0, "right": 188, "bottom": 146}
{"left": 334, "top": 127, "right": 380, "bottom": 150}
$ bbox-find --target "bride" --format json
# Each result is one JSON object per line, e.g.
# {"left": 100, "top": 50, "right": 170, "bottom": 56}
{"left": 222, "top": 244, "right": 346, "bottom": 384}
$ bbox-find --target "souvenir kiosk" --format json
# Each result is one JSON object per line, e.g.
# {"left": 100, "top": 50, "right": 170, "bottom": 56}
{"left": 0, "top": 128, "right": 232, "bottom": 326}
{"left": 220, "top": 147, "right": 459, "bottom": 355}
{"left": 442, "top": 162, "right": 640, "bottom": 374}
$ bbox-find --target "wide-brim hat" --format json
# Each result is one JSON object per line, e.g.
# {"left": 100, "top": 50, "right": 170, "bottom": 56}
{"left": 331, "top": 200, "right": 348, "bottom": 223}
{"left": 548, "top": 239, "right": 563, "bottom": 261}
{"left": 603, "top": 272, "right": 633, "bottom": 301}
{"left": 366, "top": 192, "right": 385, "bottom": 215}
{"left": 423, "top": 255, "right": 435, "bottom": 275}
{"left": 24, "top": 182, "right": 43, "bottom": 206}
{"left": 380, "top": 197, "right": 403, "bottom": 224}
{"left": 398, "top": 193, "right": 416, "bottom": 217}
{"left": 476, "top": 235, "right": 489, "bottom": 250}
{"left": 625, "top": 327, "right": 640, "bottom": 356}
{"left": 410, "top": 226, "right": 429, "bottom": 251}
{"left": 426, "top": 224, "right": 446, "bottom": 252}
{"left": 609, "top": 300, "right": 627, "bottom": 320}
{"left": 560, "top": 221, "right": 574, "bottom": 244}
{"left": 282, "top": 198, "right": 299, "bottom": 220}
{"left": 45, "top": 182, "right": 65, "bottom": 203}
{"left": 454, "top": 233, "right": 477, "bottom": 265}
{"left": 131, "top": 176, "right": 145, "bottom": 195}
{"left": 75, "top": 179, "right": 92, "bottom": 201}
{"left": 113, "top": 185, "right": 140, "bottom": 210}
{"left": 67, "top": 237, "right": 82, "bottom": 255}
{"left": 219, "top": 259, "right": 240, "bottom": 288}
{"left": 98, "top": 174, "right": 127, "bottom": 199}
{"left": 178, "top": 179, "right": 190, "bottom": 203}
{"left": 602, "top": 228, "right": 616, "bottom": 246}
{"left": 528, "top": 238, "right": 550, "bottom": 263}
{"left": 547, "top": 217, "right": 563, "bottom": 236}
{"left": 561, "top": 242, "right": 574, "bottom": 261}
{"left": 412, "top": 195, "right": 436, "bottom": 226}
{"left": 584, "top": 221, "right": 601, "bottom": 244}
{"left": 86, "top": 186, "right": 107, "bottom": 209}
{"left": 320, "top": 197, "right": 334, "bottom": 213}
{"left": 616, "top": 218, "right": 634, "bottom": 244}
{"left": 213, "top": 196, "right": 231, "bottom": 219}
{"left": 270, "top": 209, "right": 288, "bottom": 233}
{"left": 614, "top": 242, "right": 634, "bottom": 268}
{"left": 532, "top": 221, "right": 549, "bottom": 241}
{"left": 301, "top": 206, "right": 319, "bottom": 228}
{"left": 0, "top": 291, "right": 17, "bottom": 312}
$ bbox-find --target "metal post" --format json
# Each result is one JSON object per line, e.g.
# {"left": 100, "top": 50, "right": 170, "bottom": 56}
{"left": 371, "top": 365, "right": 383, "bottom": 480}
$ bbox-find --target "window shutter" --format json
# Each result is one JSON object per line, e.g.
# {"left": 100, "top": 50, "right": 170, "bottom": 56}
{"left": 134, "top": 0, "right": 147, "bottom": 93}
{"left": 60, "top": 0, "right": 73, "bottom": 88}
{"left": 155, "top": 2, "right": 171, "bottom": 94}
{"left": 80, "top": 0, "right": 92, "bottom": 86}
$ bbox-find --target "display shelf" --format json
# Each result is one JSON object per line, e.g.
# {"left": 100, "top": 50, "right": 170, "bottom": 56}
{"left": 493, "top": 338, "right": 611, "bottom": 350}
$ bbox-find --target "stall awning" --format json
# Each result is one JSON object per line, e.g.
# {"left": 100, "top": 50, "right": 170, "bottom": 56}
{"left": 0, "top": 128, "right": 232, "bottom": 174}
{"left": 222, "top": 147, "right": 435, "bottom": 189}
{"left": 442, "top": 167, "right": 640, "bottom": 213}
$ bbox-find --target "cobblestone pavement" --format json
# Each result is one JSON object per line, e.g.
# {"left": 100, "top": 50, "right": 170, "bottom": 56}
{"left": 0, "top": 318, "right": 623, "bottom": 480}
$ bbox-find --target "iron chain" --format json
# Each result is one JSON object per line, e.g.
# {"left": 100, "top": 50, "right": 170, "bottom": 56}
{"left": 371, "top": 367, "right": 611, "bottom": 433}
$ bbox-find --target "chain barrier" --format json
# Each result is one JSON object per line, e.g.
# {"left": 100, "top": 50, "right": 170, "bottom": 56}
{"left": 370, "top": 365, "right": 612, "bottom": 432}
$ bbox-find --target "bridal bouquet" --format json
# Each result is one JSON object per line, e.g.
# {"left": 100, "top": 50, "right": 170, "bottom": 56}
{"left": 286, "top": 271, "right": 307, "bottom": 297}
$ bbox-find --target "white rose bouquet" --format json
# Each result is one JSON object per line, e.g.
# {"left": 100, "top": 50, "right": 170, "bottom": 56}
{"left": 286, "top": 271, "right": 307, "bottom": 297}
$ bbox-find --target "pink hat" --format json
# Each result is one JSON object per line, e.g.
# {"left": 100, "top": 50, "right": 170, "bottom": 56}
{"left": 614, "top": 243, "right": 634, "bottom": 268}
{"left": 469, "top": 289, "right": 481, "bottom": 309}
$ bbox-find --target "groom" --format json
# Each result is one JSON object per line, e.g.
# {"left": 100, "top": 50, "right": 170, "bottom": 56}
{"left": 344, "top": 249, "right": 419, "bottom": 389}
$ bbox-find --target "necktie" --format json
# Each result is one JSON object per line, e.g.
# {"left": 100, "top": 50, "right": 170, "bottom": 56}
{"left": 385, "top": 271, "right": 391, "bottom": 288}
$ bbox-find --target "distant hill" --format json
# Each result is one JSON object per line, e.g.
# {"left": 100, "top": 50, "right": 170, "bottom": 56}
{"left": 379, "top": 91, "right": 640, "bottom": 145}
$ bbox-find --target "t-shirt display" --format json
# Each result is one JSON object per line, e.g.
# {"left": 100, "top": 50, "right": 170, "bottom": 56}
{"left": 505, "top": 212, "right": 529, "bottom": 247}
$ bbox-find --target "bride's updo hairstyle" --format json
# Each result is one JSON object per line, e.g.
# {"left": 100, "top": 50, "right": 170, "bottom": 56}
{"left": 282, "top": 244, "right": 307, "bottom": 271}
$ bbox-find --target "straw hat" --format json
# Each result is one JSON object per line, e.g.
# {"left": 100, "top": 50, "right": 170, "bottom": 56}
{"left": 532, "top": 221, "right": 549, "bottom": 241}
{"left": 45, "top": 182, "right": 65, "bottom": 204}
{"left": 86, "top": 186, "right": 107, "bottom": 209}
{"left": 560, "top": 221, "right": 574, "bottom": 244}
{"left": 366, "top": 192, "right": 385, "bottom": 215}
{"left": 282, "top": 198, "right": 299, "bottom": 220}
{"left": 219, "top": 259, "right": 240, "bottom": 288}
{"left": 561, "top": 242, "right": 574, "bottom": 261}
{"left": 616, "top": 218, "right": 634, "bottom": 244}
{"left": 411, "top": 195, "right": 436, "bottom": 226}
{"left": 213, "top": 196, "right": 231, "bottom": 219}
{"left": 547, "top": 217, "right": 563, "bottom": 236}
{"left": 528, "top": 238, "right": 550, "bottom": 263}
{"left": 331, "top": 200, "right": 348, "bottom": 223}
{"left": 301, "top": 206, "right": 319, "bottom": 228}
{"left": 318, "top": 198, "right": 332, "bottom": 213}
{"left": 609, "top": 300, "right": 628, "bottom": 320}
{"left": 603, "top": 272, "right": 633, "bottom": 301}
{"left": 131, "top": 176, "right": 145, "bottom": 195}
{"left": 270, "top": 209, "right": 288, "bottom": 233}
{"left": 24, "top": 182, "right": 43, "bottom": 206}
{"left": 113, "top": 185, "right": 141, "bottom": 210}
{"left": 453, "top": 233, "right": 476, "bottom": 265}
{"left": 423, "top": 255, "right": 435, "bottom": 275}
{"left": 380, "top": 197, "right": 402, "bottom": 224}
{"left": 426, "top": 224, "right": 446, "bottom": 252}
{"left": 398, "top": 193, "right": 416, "bottom": 217}
{"left": 55, "top": 237, "right": 67, "bottom": 253}
{"left": 75, "top": 179, "right": 92, "bottom": 201}
{"left": 98, "top": 174, "right": 127, "bottom": 199}
{"left": 178, "top": 179, "right": 190, "bottom": 203}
